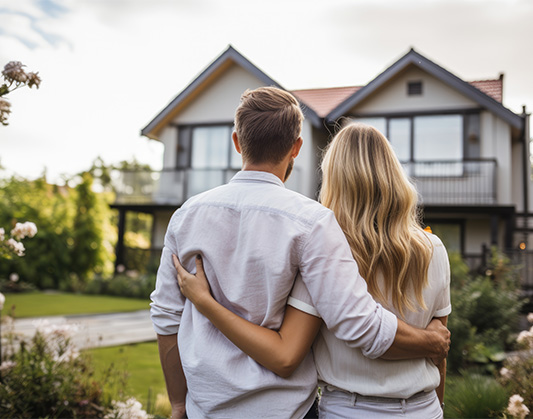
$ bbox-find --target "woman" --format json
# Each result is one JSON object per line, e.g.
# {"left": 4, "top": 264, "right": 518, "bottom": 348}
{"left": 173, "top": 122, "right": 451, "bottom": 418}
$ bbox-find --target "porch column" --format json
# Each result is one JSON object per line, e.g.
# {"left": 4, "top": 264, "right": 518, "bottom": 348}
{"left": 115, "top": 208, "right": 126, "bottom": 273}
{"left": 490, "top": 214, "right": 499, "bottom": 246}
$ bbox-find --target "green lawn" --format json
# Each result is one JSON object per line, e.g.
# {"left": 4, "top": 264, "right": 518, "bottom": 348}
{"left": 87, "top": 342, "right": 166, "bottom": 409}
{"left": 1, "top": 292, "right": 150, "bottom": 318}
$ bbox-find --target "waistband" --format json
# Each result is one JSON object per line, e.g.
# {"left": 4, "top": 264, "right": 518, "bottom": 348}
{"left": 320, "top": 383, "right": 436, "bottom": 404}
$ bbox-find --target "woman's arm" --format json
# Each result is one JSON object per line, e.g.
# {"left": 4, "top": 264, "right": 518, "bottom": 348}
{"left": 434, "top": 316, "right": 448, "bottom": 405}
{"left": 173, "top": 255, "right": 322, "bottom": 378}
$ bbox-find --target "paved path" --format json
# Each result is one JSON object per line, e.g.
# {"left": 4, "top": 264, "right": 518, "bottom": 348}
{"left": 7, "top": 310, "right": 156, "bottom": 349}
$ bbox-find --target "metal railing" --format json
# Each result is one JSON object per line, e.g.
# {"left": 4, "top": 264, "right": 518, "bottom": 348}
{"left": 112, "top": 168, "right": 240, "bottom": 205}
{"left": 402, "top": 159, "right": 497, "bottom": 205}
{"left": 111, "top": 167, "right": 302, "bottom": 206}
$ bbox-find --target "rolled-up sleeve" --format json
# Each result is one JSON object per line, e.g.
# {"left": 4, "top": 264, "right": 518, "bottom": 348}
{"left": 299, "top": 211, "right": 397, "bottom": 359}
{"left": 150, "top": 215, "right": 185, "bottom": 335}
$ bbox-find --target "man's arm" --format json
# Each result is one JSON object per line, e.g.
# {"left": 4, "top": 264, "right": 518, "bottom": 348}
{"left": 381, "top": 317, "right": 450, "bottom": 363}
{"left": 299, "top": 211, "right": 450, "bottom": 360}
{"left": 157, "top": 334, "right": 187, "bottom": 419}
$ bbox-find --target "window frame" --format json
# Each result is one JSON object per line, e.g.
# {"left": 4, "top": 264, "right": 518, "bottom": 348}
{"left": 175, "top": 122, "right": 237, "bottom": 170}
{"left": 350, "top": 109, "right": 481, "bottom": 163}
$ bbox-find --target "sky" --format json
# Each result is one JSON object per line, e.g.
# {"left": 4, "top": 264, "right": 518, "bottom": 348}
{"left": 0, "top": 0, "right": 532, "bottom": 183}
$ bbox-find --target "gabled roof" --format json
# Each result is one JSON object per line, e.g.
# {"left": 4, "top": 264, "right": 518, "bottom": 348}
{"left": 326, "top": 49, "right": 523, "bottom": 130}
{"left": 142, "top": 45, "right": 320, "bottom": 138}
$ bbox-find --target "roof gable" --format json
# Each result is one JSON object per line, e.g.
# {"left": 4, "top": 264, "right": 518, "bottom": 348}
{"left": 142, "top": 46, "right": 320, "bottom": 138}
{"left": 326, "top": 49, "right": 523, "bottom": 129}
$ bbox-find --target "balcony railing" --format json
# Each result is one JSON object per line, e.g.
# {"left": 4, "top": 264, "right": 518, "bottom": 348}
{"left": 112, "top": 168, "right": 240, "bottom": 205}
{"left": 402, "top": 159, "right": 497, "bottom": 205}
{"left": 112, "top": 167, "right": 302, "bottom": 206}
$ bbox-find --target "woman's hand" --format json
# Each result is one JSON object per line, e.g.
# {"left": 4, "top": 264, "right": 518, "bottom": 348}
{"left": 172, "top": 254, "right": 212, "bottom": 307}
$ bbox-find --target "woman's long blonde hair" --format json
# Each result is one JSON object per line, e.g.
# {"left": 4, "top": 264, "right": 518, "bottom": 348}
{"left": 320, "top": 122, "right": 433, "bottom": 318}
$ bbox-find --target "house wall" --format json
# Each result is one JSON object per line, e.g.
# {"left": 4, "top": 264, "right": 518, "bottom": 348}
{"left": 480, "top": 113, "right": 512, "bottom": 205}
{"left": 156, "top": 64, "right": 318, "bottom": 199}
{"left": 354, "top": 67, "right": 479, "bottom": 114}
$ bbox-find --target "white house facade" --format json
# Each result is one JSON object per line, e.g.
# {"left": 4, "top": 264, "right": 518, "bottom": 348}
{"left": 111, "top": 46, "right": 532, "bottom": 291}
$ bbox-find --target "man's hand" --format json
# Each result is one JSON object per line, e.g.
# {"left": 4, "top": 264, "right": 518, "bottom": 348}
{"left": 426, "top": 318, "right": 451, "bottom": 365}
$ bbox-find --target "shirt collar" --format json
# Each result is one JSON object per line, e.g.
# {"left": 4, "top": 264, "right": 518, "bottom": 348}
{"left": 230, "top": 171, "right": 285, "bottom": 188}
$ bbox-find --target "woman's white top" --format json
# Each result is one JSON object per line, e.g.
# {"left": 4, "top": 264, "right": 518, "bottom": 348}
{"left": 288, "top": 232, "right": 451, "bottom": 399}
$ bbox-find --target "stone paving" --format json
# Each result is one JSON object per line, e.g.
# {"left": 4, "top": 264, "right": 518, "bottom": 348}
{"left": 9, "top": 310, "right": 156, "bottom": 349}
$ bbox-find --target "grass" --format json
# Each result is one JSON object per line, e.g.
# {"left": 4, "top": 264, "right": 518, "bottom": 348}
{"left": 87, "top": 342, "right": 167, "bottom": 409}
{"left": 1, "top": 292, "right": 150, "bottom": 318}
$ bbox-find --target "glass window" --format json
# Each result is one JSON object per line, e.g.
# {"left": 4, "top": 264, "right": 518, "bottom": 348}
{"left": 352, "top": 117, "right": 387, "bottom": 136}
{"left": 414, "top": 115, "right": 462, "bottom": 161}
{"left": 191, "top": 126, "right": 232, "bottom": 169}
{"left": 414, "top": 115, "right": 463, "bottom": 176}
{"left": 427, "top": 222, "right": 462, "bottom": 253}
{"left": 389, "top": 118, "right": 411, "bottom": 162}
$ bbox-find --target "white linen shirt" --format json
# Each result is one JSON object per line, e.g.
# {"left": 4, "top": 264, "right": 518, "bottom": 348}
{"left": 298, "top": 232, "right": 452, "bottom": 399}
{"left": 150, "top": 171, "right": 397, "bottom": 419}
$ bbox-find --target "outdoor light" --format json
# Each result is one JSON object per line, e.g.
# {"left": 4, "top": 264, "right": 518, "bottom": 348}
{"left": 519, "top": 242, "right": 527, "bottom": 250}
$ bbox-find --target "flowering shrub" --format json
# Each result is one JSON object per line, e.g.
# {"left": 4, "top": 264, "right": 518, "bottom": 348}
{"left": 498, "top": 313, "right": 533, "bottom": 417}
{"left": 0, "top": 316, "right": 138, "bottom": 418}
{"left": 104, "top": 397, "right": 151, "bottom": 419}
{"left": 0, "top": 221, "right": 37, "bottom": 259}
{"left": 0, "top": 61, "right": 41, "bottom": 125}
{"left": 506, "top": 394, "right": 530, "bottom": 419}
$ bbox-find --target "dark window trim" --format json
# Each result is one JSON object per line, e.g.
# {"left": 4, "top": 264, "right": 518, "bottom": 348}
{"left": 350, "top": 110, "right": 481, "bottom": 163}
{"left": 175, "top": 122, "right": 235, "bottom": 170}
{"left": 349, "top": 108, "right": 482, "bottom": 119}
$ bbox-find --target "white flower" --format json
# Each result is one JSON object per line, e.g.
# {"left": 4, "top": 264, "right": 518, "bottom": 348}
{"left": 517, "top": 330, "right": 533, "bottom": 345}
{"left": 0, "top": 360, "right": 16, "bottom": 373}
{"left": 507, "top": 394, "right": 530, "bottom": 419}
{"left": 528, "top": 312, "right": 533, "bottom": 324}
{"left": 11, "top": 221, "right": 37, "bottom": 240}
{"left": 6, "top": 238, "right": 24, "bottom": 256}
{"left": 500, "top": 367, "right": 512, "bottom": 380}
{"left": 104, "top": 398, "right": 151, "bottom": 419}
{"left": 9, "top": 273, "right": 19, "bottom": 282}
{"left": 0, "top": 227, "right": 5, "bottom": 241}
{"left": 2, "top": 61, "right": 27, "bottom": 83}
{"left": 0, "top": 292, "right": 5, "bottom": 310}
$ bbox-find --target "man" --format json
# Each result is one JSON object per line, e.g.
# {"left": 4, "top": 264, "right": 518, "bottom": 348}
{"left": 150, "top": 86, "right": 450, "bottom": 418}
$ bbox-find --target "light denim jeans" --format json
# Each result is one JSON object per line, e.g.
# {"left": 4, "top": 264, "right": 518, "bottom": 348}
{"left": 318, "top": 387, "right": 443, "bottom": 419}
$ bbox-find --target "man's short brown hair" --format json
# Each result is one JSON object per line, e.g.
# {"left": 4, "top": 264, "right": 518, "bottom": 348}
{"left": 234, "top": 86, "right": 304, "bottom": 164}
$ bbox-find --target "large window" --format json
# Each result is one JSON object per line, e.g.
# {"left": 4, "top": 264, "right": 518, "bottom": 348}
{"left": 352, "top": 113, "right": 480, "bottom": 176}
{"left": 177, "top": 124, "right": 241, "bottom": 195}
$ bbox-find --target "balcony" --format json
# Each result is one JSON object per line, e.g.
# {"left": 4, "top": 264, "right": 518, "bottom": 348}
{"left": 403, "top": 159, "right": 497, "bottom": 205}
{"left": 112, "top": 167, "right": 302, "bottom": 206}
{"left": 112, "top": 168, "right": 240, "bottom": 206}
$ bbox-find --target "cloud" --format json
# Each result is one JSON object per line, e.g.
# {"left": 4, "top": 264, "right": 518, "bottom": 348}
{"left": 0, "top": 0, "right": 70, "bottom": 49}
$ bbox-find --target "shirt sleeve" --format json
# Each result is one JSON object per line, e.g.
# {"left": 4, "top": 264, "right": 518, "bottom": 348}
{"left": 150, "top": 213, "right": 186, "bottom": 335}
{"left": 287, "top": 273, "right": 321, "bottom": 318}
{"left": 298, "top": 210, "right": 398, "bottom": 359}
{"left": 432, "top": 239, "right": 452, "bottom": 318}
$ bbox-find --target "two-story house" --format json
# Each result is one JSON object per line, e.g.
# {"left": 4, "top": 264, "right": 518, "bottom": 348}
{"left": 111, "top": 45, "right": 532, "bottom": 289}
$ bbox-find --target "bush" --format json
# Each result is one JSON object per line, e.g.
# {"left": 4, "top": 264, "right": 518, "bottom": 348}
{"left": 84, "top": 273, "right": 156, "bottom": 300}
{"left": 447, "top": 248, "right": 524, "bottom": 372}
{"left": 444, "top": 372, "right": 510, "bottom": 418}
{"left": 0, "top": 319, "right": 128, "bottom": 418}
{"left": 498, "top": 313, "right": 533, "bottom": 413}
